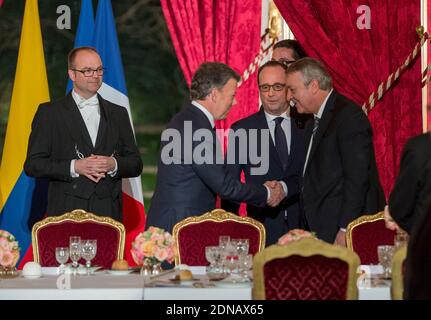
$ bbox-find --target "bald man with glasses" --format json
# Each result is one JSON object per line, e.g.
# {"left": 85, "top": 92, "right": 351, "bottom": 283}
{"left": 24, "top": 46, "right": 143, "bottom": 221}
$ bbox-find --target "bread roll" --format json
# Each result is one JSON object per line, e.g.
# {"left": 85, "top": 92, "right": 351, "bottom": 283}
{"left": 111, "top": 259, "right": 129, "bottom": 270}
{"left": 179, "top": 269, "right": 193, "bottom": 280}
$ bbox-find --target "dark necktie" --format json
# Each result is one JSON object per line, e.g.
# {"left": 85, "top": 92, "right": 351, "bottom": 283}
{"left": 312, "top": 117, "right": 320, "bottom": 137}
{"left": 274, "top": 117, "right": 289, "bottom": 170}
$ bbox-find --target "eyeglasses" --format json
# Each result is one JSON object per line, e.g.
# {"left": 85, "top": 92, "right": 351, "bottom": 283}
{"left": 258, "top": 83, "right": 286, "bottom": 92}
{"left": 72, "top": 67, "right": 104, "bottom": 77}
{"left": 276, "top": 59, "right": 296, "bottom": 66}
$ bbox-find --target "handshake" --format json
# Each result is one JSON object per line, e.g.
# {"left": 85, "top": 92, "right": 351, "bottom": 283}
{"left": 264, "top": 180, "right": 286, "bottom": 207}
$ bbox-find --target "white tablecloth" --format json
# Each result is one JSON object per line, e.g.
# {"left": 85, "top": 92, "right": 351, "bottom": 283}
{"left": 0, "top": 266, "right": 390, "bottom": 300}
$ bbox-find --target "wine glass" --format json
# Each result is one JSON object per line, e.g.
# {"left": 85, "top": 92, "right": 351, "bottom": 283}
{"left": 219, "top": 235, "right": 230, "bottom": 250}
{"left": 234, "top": 238, "right": 249, "bottom": 257}
{"left": 239, "top": 253, "right": 253, "bottom": 281}
{"left": 69, "top": 236, "right": 81, "bottom": 273}
{"left": 377, "top": 245, "right": 394, "bottom": 279}
{"left": 55, "top": 247, "right": 69, "bottom": 274}
{"left": 205, "top": 246, "right": 220, "bottom": 268}
{"left": 81, "top": 239, "right": 97, "bottom": 275}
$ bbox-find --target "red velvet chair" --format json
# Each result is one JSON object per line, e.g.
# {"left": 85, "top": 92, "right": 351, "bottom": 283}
{"left": 172, "top": 209, "right": 266, "bottom": 266}
{"left": 253, "top": 238, "right": 360, "bottom": 300}
{"left": 346, "top": 212, "right": 396, "bottom": 264}
{"left": 32, "top": 209, "right": 125, "bottom": 269}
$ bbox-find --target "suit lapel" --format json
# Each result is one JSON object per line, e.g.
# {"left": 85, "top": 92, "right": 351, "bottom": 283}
{"left": 307, "top": 91, "right": 337, "bottom": 167}
{"left": 61, "top": 93, "right": 94, "bottom": 154}
{"left": 94, "top": 94, "right": 108, "bottom": 151}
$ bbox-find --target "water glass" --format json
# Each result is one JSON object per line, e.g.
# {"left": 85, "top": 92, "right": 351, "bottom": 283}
{"left": 219, "top": 236, "right": 230, "bottom": 250}
{"left": 81, "top": 239, "right": 97, "bottom": 275}
{"left": 377, "top": 245, "right": 394, "bottom": 278}
{"left": 69, "top": 236, "right": 81, "bottom": 271}
{"left": 239, "top": 253, "right": 253, "bottom": 281}
{"left": 55, "top": 247, "right": 69, "bottom": 274}
{"left": 205, "top": 246, "right": 220, "bottom": 268}
{"left": 234, "top": 239, "right": 249, "bottom": 256}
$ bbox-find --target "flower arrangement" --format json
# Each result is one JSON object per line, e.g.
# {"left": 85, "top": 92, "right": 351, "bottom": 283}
{"left": 277, "top": 229, "right": 316, "bottom": 245}
{"left": 131, "top": 226, "right": 176, "bottom": 266}
{"left": 0, "top": 230, "right": 20, "bottom": 268}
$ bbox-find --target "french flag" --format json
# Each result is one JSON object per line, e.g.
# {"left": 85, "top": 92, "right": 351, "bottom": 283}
{"left": 93, "top": 0, "right": 146, "bottom": 265}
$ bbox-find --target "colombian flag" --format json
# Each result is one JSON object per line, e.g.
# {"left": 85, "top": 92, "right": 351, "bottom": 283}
{"left": 0, "top": 0, "right": 50, "bottom": 263}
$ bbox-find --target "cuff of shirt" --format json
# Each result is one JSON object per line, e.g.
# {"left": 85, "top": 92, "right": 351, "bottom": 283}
{"left": 279, "top": 181, "right": 288, "bottom": 197}
{"left": 107, "top": 157, "right": 118, "bottom": 177}
{"left": 70, "top": 160, "right": 79, "bottom": 178}
{"left": 339, "top": 228, "right": 347, "bottom": 232}
{"left": 264, "top": 185, "right": 271, "bottom": 201}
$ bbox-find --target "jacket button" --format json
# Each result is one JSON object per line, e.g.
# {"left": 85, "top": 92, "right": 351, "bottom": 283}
{"left": 73, "top": 184, "right": 77, "bottom": 189}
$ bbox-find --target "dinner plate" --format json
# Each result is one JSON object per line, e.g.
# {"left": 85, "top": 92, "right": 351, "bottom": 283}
{"left": 106, "top": 269, "right": 134, "bottom": 276}
{"left": 169, "top": 277, "right": 199, "bottom": 285}
{"left": 22, "top": 274, "right": 42, "bottom": 279}
{"left": 213, "top": 279, "right": 252, "bottom": 288}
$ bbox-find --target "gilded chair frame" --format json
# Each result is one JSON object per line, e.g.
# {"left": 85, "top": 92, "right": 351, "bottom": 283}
{"left": 346, "top": 211, "right": 385, "bottom": 250}
{"left": 172, "top": 209, "right": 266, "bottom": 265}
{"left": 32, "top": 209, "right": 126, "bottom": 263}
{"left": 391, "top": 244, "right": 407, "bottom": 300}
{"left": 253, "top": 237, "right": 360, "bottom": 300}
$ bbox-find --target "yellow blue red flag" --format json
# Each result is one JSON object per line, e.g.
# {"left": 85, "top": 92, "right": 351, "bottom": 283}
{"left": 0, "top": 0, "right": 50, "bottom": 262}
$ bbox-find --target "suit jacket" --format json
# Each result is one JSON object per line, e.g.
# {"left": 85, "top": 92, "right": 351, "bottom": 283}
{"left": 403, "top": 193, "right": 431, "bottom": 299}
{"left": 301, "top": 90, "right": 385, "bottom": 242}
{"left": 24, "top": 93, "right": 143, "bottom": 221}
{"left": 389, "top": 133, "right": 431, "bottom": 234}
{"left": 222, "top": 108, "right": 308, "bottom": 246}
{"left": 146, "top": 103, "right": 268, "bottom": 233}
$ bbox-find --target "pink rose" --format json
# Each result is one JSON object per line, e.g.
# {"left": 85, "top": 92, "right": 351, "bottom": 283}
{"left": 0, "top": 250, "right": 14, "bottom": 267}
{"left": 0, "top": 238, "right": 9, "bottom": 250}
{"left": 154, "top": 248, "right": 168, "bottom": 262}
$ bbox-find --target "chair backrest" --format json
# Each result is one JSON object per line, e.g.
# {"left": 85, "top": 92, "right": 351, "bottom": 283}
{"left": 32, "top": 209, "right": 125, "bottom": 269}
{"left": 391, "top": 244, "right": 407, "bottom": 300}
{"left": 172, "top": 209, "right": 266, "bottom": 265}
{"left": 346, "top": 211, "right": 396, "bottom": 264}
{"left": 253, "top": 238, "right": 360, "bottom": 300}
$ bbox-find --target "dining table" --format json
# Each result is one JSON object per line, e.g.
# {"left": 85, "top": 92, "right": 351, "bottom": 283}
{"left": 0, "top": 266, "right": 391, "bottom": 300}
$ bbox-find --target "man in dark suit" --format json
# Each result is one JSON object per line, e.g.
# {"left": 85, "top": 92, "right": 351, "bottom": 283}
{"left": 383, "top": 134, "right": 431, "bottom": 299}
{"left": 24, "top": 47, "right": 143, "bottom": 222}
{"left": 285, "top": 57, "right": 385, "bottom": 245}
{"left": 222, "top": 61, "right": 308, "bottom": 246}
{"left": 384, "top": 133, "right": 431, "bottom": 234}
{"left": 146, "top": 62, "right": 286, "bottom": 233}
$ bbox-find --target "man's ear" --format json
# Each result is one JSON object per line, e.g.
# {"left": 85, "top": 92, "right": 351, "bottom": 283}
{"left": 68, "top": 69, "right": 76, "bottom": 82}
{"left": 209, "top": 87, "right": 218, "bottom": 102}
{"left": 310, "top": 79, "right": 319, "bottom": 94}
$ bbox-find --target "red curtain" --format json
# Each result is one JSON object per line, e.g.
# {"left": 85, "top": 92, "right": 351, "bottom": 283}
{"left": 160, "top": 0, "right": 262, "bottom": 132}
{"left": 428, "top": 0, "right": 431, "bottom": 131}
{"left": 274, "top": 0, "right": 422, "bottom": 197}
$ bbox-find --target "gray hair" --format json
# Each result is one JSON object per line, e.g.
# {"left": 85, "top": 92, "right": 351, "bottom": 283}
{"left": 286, "top": 57, "right": 332, "bottom": 90}
{"left": 190, "top": 62, "right": 240, "bottom": 100}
